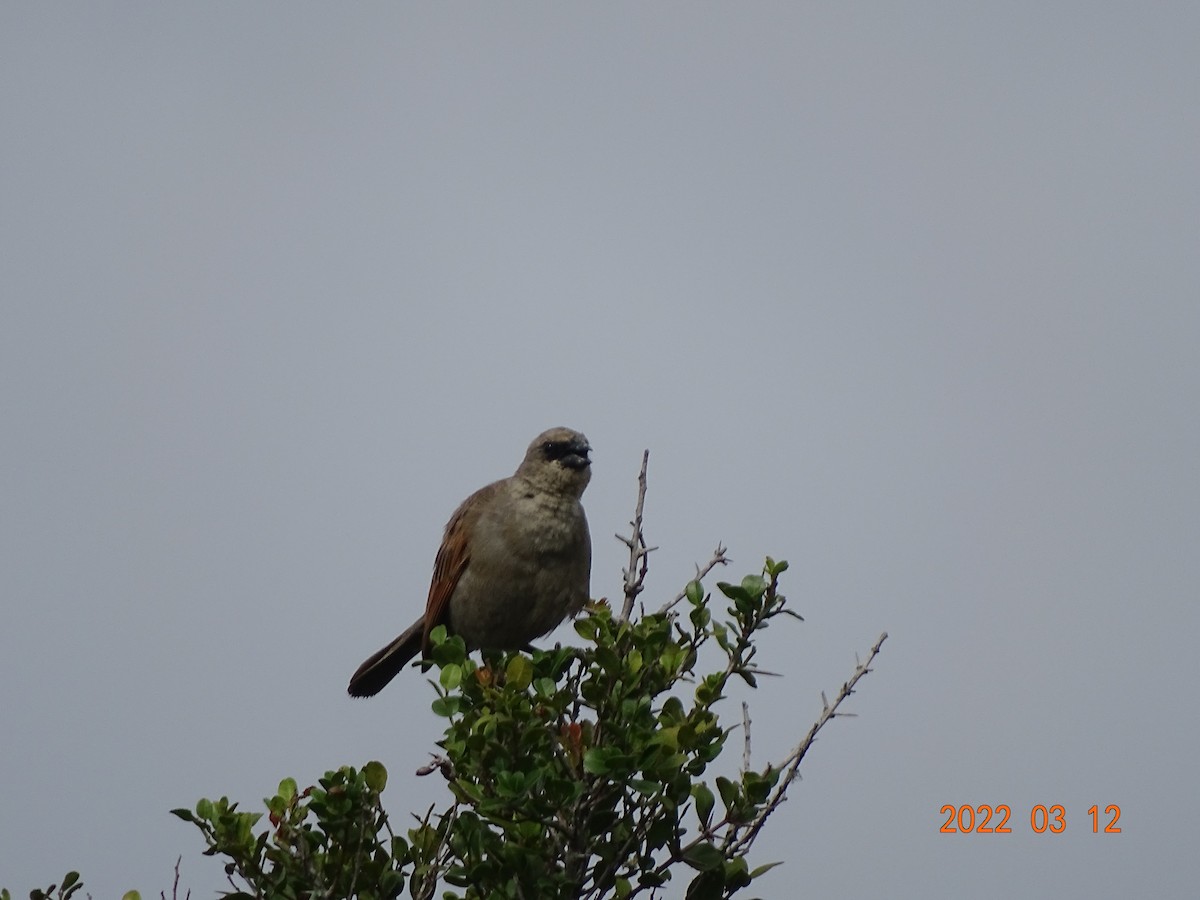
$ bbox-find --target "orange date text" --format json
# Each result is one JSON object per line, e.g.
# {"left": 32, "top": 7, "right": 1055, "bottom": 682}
{"left": 939, "top": 804, "right": 1121, "bottom": 834}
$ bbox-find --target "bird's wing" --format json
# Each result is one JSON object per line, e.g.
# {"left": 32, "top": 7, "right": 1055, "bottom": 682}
{"left": 420, "top": 480, "right": 501, "bottom": 655}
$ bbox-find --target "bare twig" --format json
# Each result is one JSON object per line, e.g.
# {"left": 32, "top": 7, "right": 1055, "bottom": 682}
{"left": 725, "top": 631, "right": 889, "bottom": 855}
{"left": 657, "top": 544, "right": 730, "bottom": 615}
{"left": 160, "top": 856, "right": 187, "bottom": 900}
{"left": 741, "top": 701, "right": 752, "bottom": 774}
{"left": 617, "top": 450, "right": 656, "bottom": 621}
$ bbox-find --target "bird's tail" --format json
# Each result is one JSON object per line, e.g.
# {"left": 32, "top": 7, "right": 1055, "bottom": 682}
{"left": 347, "top": 620, "right": 424, "bottom": 697}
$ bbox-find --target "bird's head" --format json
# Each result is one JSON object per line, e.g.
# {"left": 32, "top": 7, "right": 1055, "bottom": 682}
{"left": 518, "top": 427, "right": 592, "bottom": 496}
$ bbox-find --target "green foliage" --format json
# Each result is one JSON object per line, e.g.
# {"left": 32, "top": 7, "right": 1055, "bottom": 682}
{"left": 169, "top": 764, "right": 409, "bottom": 900}
{"left": 4, "top": 871, "right": 141, "bottom": 900}
{"left": 172, "top": 558, "right": 802, "bottom": 900}
{"left": 4, "top": 872, "right": 83, "bottom": 900}
{"left": 8, "top": 556, "right": 884, "bottom": 900}
{"left": 410, "top": 557, "right": 799, "bottom": 900}
{"left": 243, "top": 558, "right": 786, "bottom": 898}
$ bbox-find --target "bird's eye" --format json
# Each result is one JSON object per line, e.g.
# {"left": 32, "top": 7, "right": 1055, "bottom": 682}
{"left": 543, "top": 441, "right": 569, "bottom": 460}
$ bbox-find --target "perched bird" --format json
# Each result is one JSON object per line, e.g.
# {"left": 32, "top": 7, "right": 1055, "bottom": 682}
{"left": 347, "top": 427, "right": 592, "bottom": 698}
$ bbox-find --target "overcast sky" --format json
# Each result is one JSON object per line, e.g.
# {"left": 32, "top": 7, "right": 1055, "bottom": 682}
{"left": 2, "top": 4, "right": 1197, "bottom": 898}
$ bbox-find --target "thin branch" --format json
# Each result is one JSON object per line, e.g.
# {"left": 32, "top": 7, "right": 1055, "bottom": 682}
{"left": 725, "top": 631, "right": 889, "bottom": 855}
{"left": 161, "top": 856, "right": 187, "bottom": 900}
{"left": 656, "top": 544, "right": 730, "bottom": 615}
{"left": 741, "top": 701, "right": 752, "bottom": 774}
{"left": 617, "top": 450, "right": 655, "bottom": 621}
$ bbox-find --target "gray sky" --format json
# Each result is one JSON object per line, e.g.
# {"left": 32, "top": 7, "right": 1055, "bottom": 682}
{"left": 3, "top": 4, "right": 1197, "bottom": 898}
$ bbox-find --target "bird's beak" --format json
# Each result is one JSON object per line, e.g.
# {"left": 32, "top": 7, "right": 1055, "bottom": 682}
{"left": 561, "top": 443, "right": 592, "bottom": 470}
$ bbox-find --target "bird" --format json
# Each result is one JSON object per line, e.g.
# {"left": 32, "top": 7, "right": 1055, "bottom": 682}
{"left": 347, "top": 426, "right": 593, "bottom": 697}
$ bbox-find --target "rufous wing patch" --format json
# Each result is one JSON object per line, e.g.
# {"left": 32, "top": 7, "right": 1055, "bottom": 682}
{"left": 419, "top": 482, "right": 499, "bottom": 655}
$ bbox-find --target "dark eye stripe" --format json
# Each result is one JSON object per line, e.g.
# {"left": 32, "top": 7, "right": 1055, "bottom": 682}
{"left": 543, "top": 440, "right": 586, "bottom": 461}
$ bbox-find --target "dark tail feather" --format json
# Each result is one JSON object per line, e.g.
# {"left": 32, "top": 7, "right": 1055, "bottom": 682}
{"left": 347, "top": 619, "right": 424, "bottom": 697}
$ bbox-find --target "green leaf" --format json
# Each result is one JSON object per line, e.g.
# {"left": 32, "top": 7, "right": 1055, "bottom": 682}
{"left": 439, "top": 662, "right": 463, "bottom": 690}
{"left": 765, "top": 556, "right": 788, "bottom": 576}
{"left": 638, "top": 870, "right": 667, "bottom": 888}
{"left": 574, "top": 617, "right": 599, "bottom": 641}
{"left": 650, "top": 726, "right": 680, "bottom": 751}
{"left": 661, "top": 696, "right": 685, "bottom": 721}
{"left": 276, "top": 777, "right": 297, "bottom": 802}
{"left": 743, "top": 770, "right": 774, "bottom": 805}
{"left": 582, "top": 748, "right": 610, "bottom": 775}
{"left": 685, "top": 869, "right": 724, "bottom": 900}
{"left": 715, "top": 776, "right": 739, "bottom": 811}
{"left": 582, "top": 747, "right": 630, "bottom": 776}
{"left": 736, "top": 668, "right": 758, "bottom": 688}
{"left": 682, "top": 841, "right": 726, "bottom": 872}
{"left": 363, "top": 760, "right": 388, "bottom": 793}
{"left": 724, "top": 856, "right": 751, "bottom": 889}
{"left": 716, "top": 581, "right": 750, "bottom": 603}
{"left": 431, "top": 695, "right": 461, "bottom": 717}
{"left": 685, "top": 580, "right": 704, "bottom": 605}
{"left": 695, "top": 673, "right": 726, "bottom": 705}
{"left": 740, "top": 574, "right": 768, "bottom": 600}
{"left": 120, "top": 892, "right": 141, "bottom": 900}
{"left": 659, "top": 643, "right": 686, "bottom": 674}
{"left": 692, "top": 783, "right": 715, "bottom": 828}
{"left": 496, "top": 770, "right": 527, "bottom": 797}
{"left": 712, "top": 622, "right": 730, "bottom": 651}
{"left": 169, "top": 808, "right": 194, "bottom": 822}
{"left": 750, "top": 860, "right": 784, "bottom": 879}
{"left": 505, "top": 655, "right": 534, "bottom": 691}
